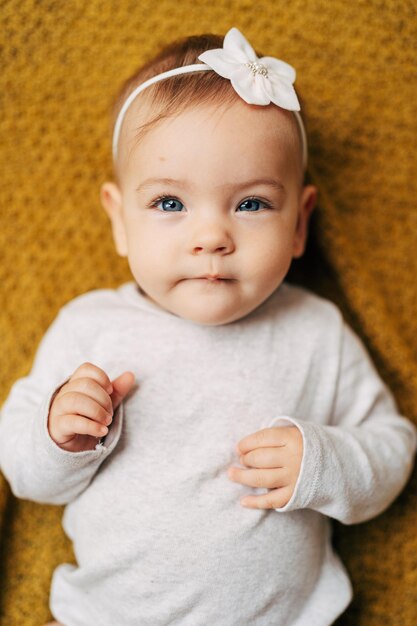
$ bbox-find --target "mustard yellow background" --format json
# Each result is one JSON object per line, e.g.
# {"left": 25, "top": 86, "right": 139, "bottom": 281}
{"left": 1, "top": 1, "right": 416, "bottom": 624}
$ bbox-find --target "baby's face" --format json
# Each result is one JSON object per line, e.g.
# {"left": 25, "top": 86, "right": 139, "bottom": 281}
{"left": 101, "top": 98, "right": 317, "bottom": 325}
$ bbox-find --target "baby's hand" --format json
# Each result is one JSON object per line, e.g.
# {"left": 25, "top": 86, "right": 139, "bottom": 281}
{"left": 47, "top": 362, "right": 135, "bottom": 452}
{"left": 228, "top": 426, "right": 303, "bottom": 509}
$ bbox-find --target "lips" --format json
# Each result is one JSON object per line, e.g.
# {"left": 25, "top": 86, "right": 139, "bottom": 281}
{"left": 198, "top": 274, "right": 232, "bottom": 281}
{"left": 200, "top": 274, "right": 222, "bottom": 281}
{"left": 179, "top": 273, "right": 234, "bottom": 283}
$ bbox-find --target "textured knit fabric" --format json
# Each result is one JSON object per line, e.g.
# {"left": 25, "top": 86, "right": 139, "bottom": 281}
{"left": 0, "top": 282, "right": 415, "bottom": 626}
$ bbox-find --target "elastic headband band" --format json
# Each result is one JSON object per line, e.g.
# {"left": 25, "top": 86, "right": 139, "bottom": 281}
{"left": 112, "top": 28, "right": 308, "bottom": 171}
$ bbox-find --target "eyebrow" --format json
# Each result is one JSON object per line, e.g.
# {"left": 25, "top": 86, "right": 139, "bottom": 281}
{"left": 135, "top": 177, "right": 285, "bottom": 194}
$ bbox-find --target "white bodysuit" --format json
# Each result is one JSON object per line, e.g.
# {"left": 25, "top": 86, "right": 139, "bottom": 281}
{"left": 0, "top": 281, "right": 415, "bottom": 626}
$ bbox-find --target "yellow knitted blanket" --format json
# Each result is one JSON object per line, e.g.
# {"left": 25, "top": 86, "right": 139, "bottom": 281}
{"left": 1, "top": 1, "right": 416, "bottom": 624}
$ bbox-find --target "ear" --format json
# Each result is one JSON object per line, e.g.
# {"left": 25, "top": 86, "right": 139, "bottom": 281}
{"left": 292, "top": 184, "right": 318, "bottom": 258}
{"left": 100, "top": 182, "right": 128, "bottom": 257}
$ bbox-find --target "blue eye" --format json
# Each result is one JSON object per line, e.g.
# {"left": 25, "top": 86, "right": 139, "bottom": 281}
{"left": 148, "top": 194, "right": 273, "bottom": 213}
{"left": 238, "top": 198, "right": 271, "bottom": 212}
{"left": 151, "top": 196, "right": 184, "bottom": 212}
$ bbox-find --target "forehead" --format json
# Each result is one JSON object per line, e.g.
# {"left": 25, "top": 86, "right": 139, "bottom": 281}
{"left": 118, "top": 97, "right": 302, "bottom": 185}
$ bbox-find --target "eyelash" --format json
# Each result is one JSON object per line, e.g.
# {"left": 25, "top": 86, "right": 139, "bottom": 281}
{"left": 147, "top": 194, "right": 275, "bottom": 212}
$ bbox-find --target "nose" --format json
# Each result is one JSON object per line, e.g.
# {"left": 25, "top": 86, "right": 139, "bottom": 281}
{"left": 190, "top": 217, "right": 235, "bottom": 256}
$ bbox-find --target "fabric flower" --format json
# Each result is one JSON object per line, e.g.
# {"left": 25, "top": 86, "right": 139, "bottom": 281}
{"left": 198, "top": 27, "right": 300, "bottom": 111}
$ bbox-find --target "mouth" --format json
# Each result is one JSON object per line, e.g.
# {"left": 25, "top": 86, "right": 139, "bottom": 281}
{"left": 177, "top": 274, "right": 235, "bottom": 285}
{"left": 196, "top": 275, "right": 233, "bottom": 282}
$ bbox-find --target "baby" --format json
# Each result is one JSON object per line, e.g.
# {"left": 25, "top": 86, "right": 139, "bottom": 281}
{"left": 1, "top": 27, "right": 416, "bottom": 626}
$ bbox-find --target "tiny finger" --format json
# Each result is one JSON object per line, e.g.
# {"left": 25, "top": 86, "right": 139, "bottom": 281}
{"left": 240, "top": 447, "right": 285, "bottom": 469}
{"left": 237, "top": 427, "right": 287, "bottom": 455}
{"left": 70, "top": 362, "right": 113, "bottom": 394}
{"left": 63, "top": 377, "right": 113, "bottom": 414}
{"left": 54, "top": 391, "right": 113, "bottom": 425}
{"left": 56, "top": 414, "right": 109, "bottom": 439}
{"left": 240, "top": 486, "right": 293, "bottom": 510}
{"left": 110, "top": 371, "right": 136, "bottom": 410}
{"left": 228, "top": 467, "right": 286, "bottom": 490}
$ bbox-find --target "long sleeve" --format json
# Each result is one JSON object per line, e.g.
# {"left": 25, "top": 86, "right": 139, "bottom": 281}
{"left": 0, "top": 306, "right": 123, "bottom": 505}
{"left": 270, "top": 323, "right": 417, "bottom": 524}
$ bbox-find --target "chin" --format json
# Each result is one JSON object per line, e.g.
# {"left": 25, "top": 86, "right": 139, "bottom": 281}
{"left": 178, "top": 302, "right": 248, "bottom": 327}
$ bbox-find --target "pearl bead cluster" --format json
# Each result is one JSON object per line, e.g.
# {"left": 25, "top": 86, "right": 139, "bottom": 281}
{"left": 245, "top": 61, "right": 269, "bottom": 77}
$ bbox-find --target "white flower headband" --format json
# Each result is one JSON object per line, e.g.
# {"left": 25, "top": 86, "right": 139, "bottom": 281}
{"left": 112, "top": 27, "right": 308, "bottom": 169}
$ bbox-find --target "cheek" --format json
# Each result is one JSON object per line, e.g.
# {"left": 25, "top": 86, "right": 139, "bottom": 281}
{"left": 124, "top": 219, "right": 175, "bottom": 277}
{"left": 257, "top": 231, "right": 297, "bottom": 286}
{"left": 248, "top": 221, "right": 296, "bottom": 263}
{"left": 123, "top": 221, "right": 149, "bottom": 262}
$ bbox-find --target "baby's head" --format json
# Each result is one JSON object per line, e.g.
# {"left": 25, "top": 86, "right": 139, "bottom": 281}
{"left": 101, "top": 28, "right": 317, "bottom": 326}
